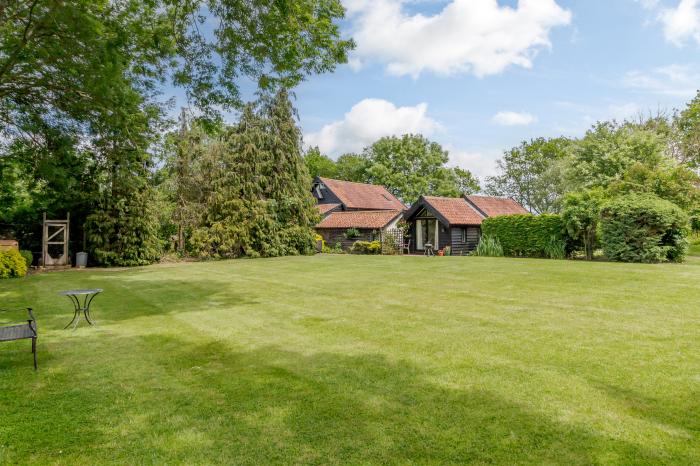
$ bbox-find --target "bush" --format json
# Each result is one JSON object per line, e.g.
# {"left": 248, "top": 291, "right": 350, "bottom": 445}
{"left": 473, "top": 234, "right": 503, "bottom": 257}
{"left": 19, "top": 250, "right": 33, "bottom": 267}
{"left": 0, "top": 249, "right": 28, "bottom": 278}
{"left": 345, "top": 228, "right": 360, "bottom": 239}
{"left": 481, "top": 214, "right": 566, "bottom": 258}
{"left": 350, "top": 240, "right": 381, "bottom": 254}
{"left": 600, "top": 194, "right": 689, "bottom": 263}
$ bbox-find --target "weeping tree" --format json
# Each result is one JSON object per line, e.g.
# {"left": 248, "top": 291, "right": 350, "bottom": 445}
{"left": 190, "top": 90, "right": 319, "bottom": 258}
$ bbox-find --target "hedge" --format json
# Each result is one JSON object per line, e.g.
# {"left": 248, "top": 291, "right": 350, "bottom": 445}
{"left": 481, "top": 214, "right": 567, "bottom": 258}
{"left": 600, "top": 194, "right": 689, "bottom": 263}
{"left": 0, "top": 249, "right": 28, "bottom": 278}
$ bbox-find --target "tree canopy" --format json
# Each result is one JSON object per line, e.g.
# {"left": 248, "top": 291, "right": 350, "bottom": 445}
{"left": 0, "top": 0, "right": 352, "bottom": 265}
{"left": 485, "top": 137, "right": 570, "bottom": 214}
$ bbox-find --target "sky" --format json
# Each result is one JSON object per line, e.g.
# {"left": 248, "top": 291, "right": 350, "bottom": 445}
{"left": 176, "top": 0, "right": 700, "bottom": 180}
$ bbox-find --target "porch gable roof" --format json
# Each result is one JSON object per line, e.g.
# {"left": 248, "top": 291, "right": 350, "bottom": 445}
{"left": 405, "top": 196, "right": 484, "bottom": 227}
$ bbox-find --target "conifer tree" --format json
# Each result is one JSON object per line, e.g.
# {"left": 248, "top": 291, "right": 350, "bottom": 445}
{"left": 190, "top": 90, "right": 318, "bottom": 258}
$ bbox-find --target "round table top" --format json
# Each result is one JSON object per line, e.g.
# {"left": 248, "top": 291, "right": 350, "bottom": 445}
{"left": 59, "top": 289, "right": 103, "bottom": 296}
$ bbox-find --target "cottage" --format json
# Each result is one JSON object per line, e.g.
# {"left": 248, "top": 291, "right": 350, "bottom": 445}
{"left": 312, "top": 177, "right": 406, "bottom": 248}
{"left": 404, "top": 195, "right": 528, "bottom": 255}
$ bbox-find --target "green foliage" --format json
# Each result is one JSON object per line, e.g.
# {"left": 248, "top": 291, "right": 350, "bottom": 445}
{"left": 333, "top": 154, "right": 368, "bottom": 182}
{"left": 0, "top": 249, "right": 28, "bottom": 278}
{"left": 473, "top": 235, "right": 504, "bottom": 257}
{"left": 481, "top": 214, "right": 566, "bottom": 258}
{"left": 191, "top": 90, "right": 318, "bottom": 259}
{"left": 599, "top": 194, "right": 689, "bottom": 263}
{"left": 86, "top": 188, "right": 162, "bottom": 267}
{"left": 443, "top": 245, "right": 451, "bottom": 256}
{"left": 362, "top": 134, "right": 479, "bottom": 204}
{"left": 19, "top": 250, "right": 33, "bottom": 268}
{"left": 350, "top": 240, "right": 381, "bottom": 255}
{"left": 674, "top": 90, "right": 700, "bottom": 167}
{"left": 344, "top": 228, "right": 361, "bottom": 239}
{"left": 691, "top": 210, "right": 700, "bottom": 233}
{"left": 568, "top": 121, "right": 667, "bottom": 190}
{"left": 1, "top": 0, "right": 351, "bottom": 266}
{"left": 543, "top": 236, "right": 567, "bottom": 260}
{"left": 485, "top": 137, "right": 571, "bottom": 213}
{"left": 381, "top": 235, "right": 400, "bottom": 255}
{"left": 304, "top": 147, "right": 338, "bottom": 179}
{"left": 607, "top": 161, "right": 700, "bottom": 211}
{"left": 561, "top": 189, "right": 605, "bottom": 260}
{"left": 322, "top": 241, "right": 344, "bottom": 254}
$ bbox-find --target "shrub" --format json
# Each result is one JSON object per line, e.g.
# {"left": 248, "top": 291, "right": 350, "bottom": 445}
{"left": 344, "top": 228, "right": 360, "bottom": 239}
{"left": 473, "top": 234, "right": 503, "bottom": 257}
{"left": 599, "top": 194, "right": 689, "bottom": 263}
{"left": 350, "top": 240, "right": 381, "bottom": 254}
{"left": 0, "top": 249, "right": 28, "bottom": 278}
{"left": 481, "top": 214, "right": 566, "bottom": 258}
{"left": 19, "top": 250, "right": 33, "bottom": 268}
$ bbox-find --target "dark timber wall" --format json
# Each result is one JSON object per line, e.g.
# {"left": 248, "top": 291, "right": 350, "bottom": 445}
{"left": 450, "top": 226, "right": 480, "bottom": 255}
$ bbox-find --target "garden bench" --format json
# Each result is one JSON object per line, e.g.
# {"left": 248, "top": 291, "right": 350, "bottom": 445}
{"left": 0, "top": 308, "right": 38, "bottom": 370}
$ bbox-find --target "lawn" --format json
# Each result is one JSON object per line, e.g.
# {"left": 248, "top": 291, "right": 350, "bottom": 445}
{"left": 1, "top": 255, "right": 699, "bottom": 465}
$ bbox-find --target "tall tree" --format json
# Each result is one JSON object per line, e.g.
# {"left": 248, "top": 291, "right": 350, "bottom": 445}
{"left": 191, "top": 90, "right": 318, "bottom": 258}
{"left": 485, "top": 137, "right": 570, "bottom": 213}
{"left": 362, "top": 134, "right": 479, "bottom": 204}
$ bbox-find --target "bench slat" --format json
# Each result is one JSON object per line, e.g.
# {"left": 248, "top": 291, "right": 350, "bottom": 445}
{"left": 0, "top": 324, "right": 35, "bottom": 342}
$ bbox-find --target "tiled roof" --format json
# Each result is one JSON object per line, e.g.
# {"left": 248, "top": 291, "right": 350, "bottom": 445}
{"left": 316, "top": 203, "right": 341, "bottom": 215}
{"left": 466, "top": 195, "right": 529, "bottom": 217}
{"left": 316, "top": 210, "right": 402, "bottom": 229}
{"left": 423, "top": 196, "right": 484, "bottom": 225}
{"left": 318, "top": 177, "right": 405, "bottom": 211}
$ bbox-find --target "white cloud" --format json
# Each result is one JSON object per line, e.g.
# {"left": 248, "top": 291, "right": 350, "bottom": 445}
{"left": 305, "top": 98, "right": 441, "bottom": 155}
{"left": 445, "top": 147, "right": 501, "bottom": 180}
{"left": 491, "top": 111, "right": 537, "bottom": 126}
{"left": 623, "top": 64, "right": 700, "bottom": 97}
{"left": 660, "top": 0, "right": 700, "bottom": 45}
{"left": 344, "top": 0, "right": 572, "bottom": 77}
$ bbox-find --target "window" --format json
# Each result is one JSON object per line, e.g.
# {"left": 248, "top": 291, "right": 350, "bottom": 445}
{"left": 461, "top": 228, "right": 466, "bottom": 243}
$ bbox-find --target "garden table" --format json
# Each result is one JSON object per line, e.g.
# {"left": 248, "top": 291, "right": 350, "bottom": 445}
{"left": 59, "top": 289, "right": 102, "bottom": 330}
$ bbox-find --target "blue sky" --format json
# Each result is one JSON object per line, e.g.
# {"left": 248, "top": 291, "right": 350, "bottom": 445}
{"left": 293, "top": 0, "right": 700, "bottom": 179}
{"left": 175, "top": 0, "right": 700, "bottom": 179}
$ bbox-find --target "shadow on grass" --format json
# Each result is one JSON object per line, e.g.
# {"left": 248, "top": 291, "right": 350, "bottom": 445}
{"left": 593, "top": 381, "right": 700, "bottom": 439}
{"left": 2, "top": 332, "right": 695, "bottom": 464}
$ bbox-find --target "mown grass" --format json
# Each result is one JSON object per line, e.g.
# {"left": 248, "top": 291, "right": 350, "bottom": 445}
{"left": 1, "top": 255, "right": 699, "bottom": 464}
